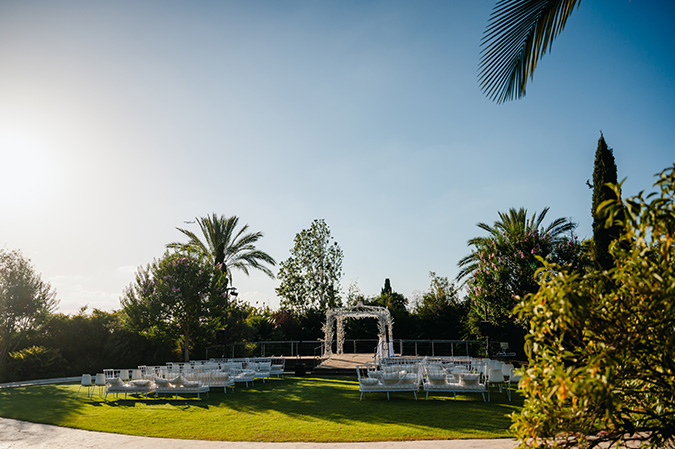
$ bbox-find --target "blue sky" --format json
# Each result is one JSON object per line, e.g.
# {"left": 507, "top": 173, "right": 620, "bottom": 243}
{"left": 1, "top": 0, "right": 673, "bottom": 314}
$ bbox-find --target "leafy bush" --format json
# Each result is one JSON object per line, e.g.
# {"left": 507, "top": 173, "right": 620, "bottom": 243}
{"left": 5, "top": 346, "right": 68, "bottom": 382}
{"left": 513, "top": 164, "right": 675, "bottom": 448}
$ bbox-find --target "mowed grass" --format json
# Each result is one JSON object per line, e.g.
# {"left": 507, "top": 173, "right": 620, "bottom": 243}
{"left": 0, "top": 376, "right": 521, "bottom": 442}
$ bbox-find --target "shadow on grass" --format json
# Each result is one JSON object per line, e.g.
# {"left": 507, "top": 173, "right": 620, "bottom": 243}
{"left": 197, "top": 376, "right": 521, "bottom": 435}
{"left": 0, "top": 377, "right": 522, "bottom": 440}
{"left": 0, "top": 384, "right": 89, "bottom": 425}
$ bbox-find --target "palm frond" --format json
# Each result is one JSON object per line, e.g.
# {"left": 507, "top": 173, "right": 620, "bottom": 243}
{"left": 168, "top": 213, "right": 276, "bottom": 284}
{"left": 479, "top": 0, "right": 580, "bottom": 103}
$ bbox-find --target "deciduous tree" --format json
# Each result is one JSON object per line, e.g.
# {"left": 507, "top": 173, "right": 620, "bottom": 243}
{"left": 121, "top": 252, "right": 229, "bottom": 361}
{"left": 0, "top": 249, "right": 58, "bottom": 377}
{"left": 276, "top": 219, "right": 343, "bottom": 313}
{"left": 413, "top": 272, "right": 466, "bottom": 339}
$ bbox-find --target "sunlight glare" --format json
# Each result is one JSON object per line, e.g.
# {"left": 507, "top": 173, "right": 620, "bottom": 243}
{"left": 0, "top": 129, "right": 61, "bottom": 210}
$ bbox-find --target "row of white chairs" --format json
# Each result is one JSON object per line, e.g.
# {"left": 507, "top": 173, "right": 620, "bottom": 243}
{"left": 357, "top": 357, "right": 522, "bottom": 401}
{"left": 77, "top": 358, "right": 288, "bottom": 400}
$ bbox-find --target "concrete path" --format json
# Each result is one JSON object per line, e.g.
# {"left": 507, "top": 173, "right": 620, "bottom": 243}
{"left": 0, "top": 418, "right": 519, "bottom": 449}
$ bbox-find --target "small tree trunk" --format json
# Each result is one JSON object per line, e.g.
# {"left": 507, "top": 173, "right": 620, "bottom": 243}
{"left": 183, "top": 329, "right": 190, "bottom": 362}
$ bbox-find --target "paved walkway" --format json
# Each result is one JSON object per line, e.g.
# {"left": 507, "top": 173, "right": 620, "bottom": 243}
{"left": 0, "top": 377, "right": 519, "bottom": 449}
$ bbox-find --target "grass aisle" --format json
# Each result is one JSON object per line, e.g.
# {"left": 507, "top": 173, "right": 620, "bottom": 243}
{"left": 0, "top": 376, "right": 521, "bottom": 442}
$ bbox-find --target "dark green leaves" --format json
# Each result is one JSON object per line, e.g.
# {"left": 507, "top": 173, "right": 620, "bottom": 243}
{"left": 479, "top": 0, "right": 580, "bottom": 103}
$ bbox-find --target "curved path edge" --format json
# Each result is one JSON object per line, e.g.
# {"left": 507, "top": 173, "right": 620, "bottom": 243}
{"left": 0, "top": 417, "right": 519, "bottom": 449}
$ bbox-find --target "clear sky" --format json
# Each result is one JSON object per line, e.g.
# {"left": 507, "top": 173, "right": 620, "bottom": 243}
{"left": 1, "top": 0, "right": 674, "bottom": 314}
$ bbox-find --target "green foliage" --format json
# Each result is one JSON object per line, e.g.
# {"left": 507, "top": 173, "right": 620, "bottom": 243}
{"left": 121, "top": 252, "right": 230, "bottom": 361}
{"left": 245, "top": 308, "right": 278, "bottom": 341}
{"left": 479, "top": 0, "right": 581, "bottom": 103}
{"left": 512, "top": 164, "right": 675, "bottom": 449}
{"left": 40, "top": 308, "right": 117, "bottom": 376}
{"left": 458, "top": 208, "right": 582, "bottom": 342}
{"left": 5, "top": 346, "right": 68, "bottom": 381}
{"left": 590, "top": 134, "right": 621, "bottom": 270}
{"left": 35, "top": 308, "right": 166, "bottom": 377}
{"left": 0, "top": 249, "right": 58, "bottom": 378}
{"left": 276, "top": 219, "right": 344, "bottom": 313}
{"left": 270, "top": 308, "right": 302, "bottom": 339}
{"left": 372, "top": 278, "right": 408, "bottom": 311}
{"left": 413, "top": 272, "right": 468, "bottom": 339}
{"left": 168, "top": 213, "right": 276, "bottom": 283}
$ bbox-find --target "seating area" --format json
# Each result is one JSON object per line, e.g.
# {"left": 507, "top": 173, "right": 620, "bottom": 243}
{"left": 76, "top": 354, "right": 519, "bottom": 403}
{"left": 77, "top": 357, "right": 287, "bottom": 401}
{"left": 357, "top": 356, "right": 519, "bottom": 401}
{"left": 356, "top": 361, "right": 422, "bottom": 400}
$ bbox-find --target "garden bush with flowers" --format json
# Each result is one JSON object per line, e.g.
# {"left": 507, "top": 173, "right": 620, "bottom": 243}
{"left": 459, "top": 207, "right": 586, "bottom": 352}
{"left": 513, "top": 163, "right": 675, "bottom": 449}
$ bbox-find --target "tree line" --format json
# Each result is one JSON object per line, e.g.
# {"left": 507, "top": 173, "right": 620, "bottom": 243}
{"left": 0, "top": 134, "right": 624, "bottom": 384}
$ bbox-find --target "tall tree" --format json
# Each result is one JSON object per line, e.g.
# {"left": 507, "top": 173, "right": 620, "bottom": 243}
{"left": 479, "top": 0, "right": 581, "bottom": 103}
{"left": 0, "top": 249, "right": 58, "bottom": 377}
{"left": 168, "top": 213, "right": 276, "bottom": 284}
{"left": 121, "top": 252, "right": 230, "bottom": 361}
{"left": 373, "top": 278, "right": 407, "bottom": 312}
{"left": 276, "top": 219, "right": 343, "bottom": 313}
{"left": 589, "top": 134, "right": 621, "bottom": 270}
{"left": 457, "top": 208, "right": 582, "bottom": 351}
{"left": 413, "top": 272, "right": 466, "bottom": 339}
{"left": 457, "top": 207, "right": 575, "bottom": 282}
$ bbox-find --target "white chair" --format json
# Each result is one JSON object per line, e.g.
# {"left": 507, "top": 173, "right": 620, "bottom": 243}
{"left": 76, "top": 374, "right": 93, "bottom": 399}
{"left": 482, "top": 360, "right": 495, "bottom": 377}
{"left": 131, "top": 369, "right": 143, "bottom": 380}
{"left": 94, "top": 373, "right": 107, "bottom": 398}
{"left": 509, "top": 370, "right": 523, "bottom": 390}
{"left": 501, "top": 363, "right": 514, "bottom": 381}
{"left": 487, "top": 368, "right": 510, "bottom": 401}
{"left": 119, "top": 369, "right": 130, "bottom": 382}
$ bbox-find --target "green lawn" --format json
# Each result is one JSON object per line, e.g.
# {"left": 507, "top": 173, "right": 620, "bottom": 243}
{"left": 0, "top": 376, "right": 521, "bottom": 442}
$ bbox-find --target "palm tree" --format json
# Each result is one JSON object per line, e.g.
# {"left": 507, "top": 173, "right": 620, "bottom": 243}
{"left": 479, "top": 0, "right": 580, "bottom": 103}
{"left": 457, "top": 207, "right": 575, "bottom": 282}
{"left": 168, "top": 213, "right": 276, "bottom": 283}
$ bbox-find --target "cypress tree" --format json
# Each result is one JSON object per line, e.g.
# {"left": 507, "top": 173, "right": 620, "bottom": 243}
{"left": 381, "top": 278, "right": 392, "bottom": 295}
{"left": 591, "top": 133, "right": 620, "bottom": 270}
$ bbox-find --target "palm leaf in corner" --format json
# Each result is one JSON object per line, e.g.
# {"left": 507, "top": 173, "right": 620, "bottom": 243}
{"left": 479, "top": 0, "right": 580, "bottom": 103}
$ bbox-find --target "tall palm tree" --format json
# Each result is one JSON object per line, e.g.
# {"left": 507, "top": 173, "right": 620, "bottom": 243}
{"left": 457, "top": 207, "right": 575, "bottom": 282}
{"left": 168, "top": 213, "right": 276, "bottom": 283}
{"left": 479, "top": 0, "right": 580, "bottom": 103}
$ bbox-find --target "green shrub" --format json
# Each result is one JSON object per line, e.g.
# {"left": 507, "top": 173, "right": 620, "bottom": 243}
{"left": 512, "top": 163, "right": 675, "bottom": 448}
{"left": 6, "top": 346, "right": 68, "bottom": 382}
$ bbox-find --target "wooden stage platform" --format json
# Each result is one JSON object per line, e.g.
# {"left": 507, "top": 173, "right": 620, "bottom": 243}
{"left": 311, "top": 353, "right": 375, "bottom": 375}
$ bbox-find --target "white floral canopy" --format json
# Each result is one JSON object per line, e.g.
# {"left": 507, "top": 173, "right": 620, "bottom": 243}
{"left": 323, "top": 301, "right": 394, "bottom": 357}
